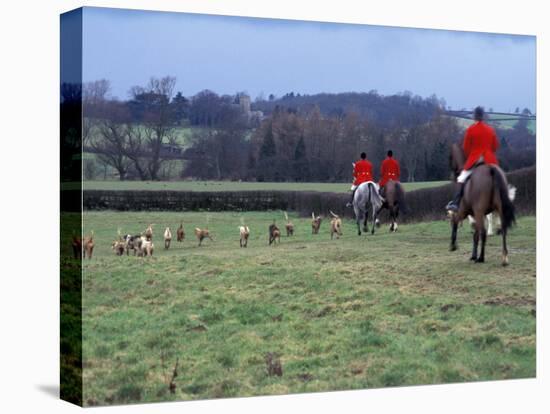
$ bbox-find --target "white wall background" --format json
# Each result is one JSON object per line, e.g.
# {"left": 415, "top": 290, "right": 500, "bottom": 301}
{"left": 0, "top": 1, "right": 547, "bottom": 413}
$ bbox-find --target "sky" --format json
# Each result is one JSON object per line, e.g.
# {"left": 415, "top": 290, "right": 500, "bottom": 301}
{"left": 81, "top": 7, "right": 536, "bottom": 113}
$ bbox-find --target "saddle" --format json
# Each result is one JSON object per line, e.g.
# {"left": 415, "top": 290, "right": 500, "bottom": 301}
{"left": 462, "top": 158, "right": 486, "bottom": 185}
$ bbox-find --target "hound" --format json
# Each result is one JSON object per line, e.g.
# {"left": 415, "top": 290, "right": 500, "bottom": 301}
{"left": 284, "top": 212, "right": 294, "bottom": 236}
{"left": 164, "top": 227, "right": 172, "bottom": 249}
{"left": 329, "top": 210, "right": 343, "bottom": 239}
{"left": 195, "top": 228, "right": 214, "bottom": 246}
{"left": 269, "top": 223, "right": 281, "bottom": 245}
{"left": 311, "top": 213, "right": 322, "bottom": 234}
{"left": 239, "top": 225, "right": 250, "bottom": 248}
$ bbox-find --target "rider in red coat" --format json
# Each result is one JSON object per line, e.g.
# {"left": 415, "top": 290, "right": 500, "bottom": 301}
{"left": 347, "top": 152, "right": 373, "bottom": 207}
{"left": 353, "top": 154, "right": 373, "bottom": 186}
{"left": 379, "top": 150, "right": 401, "bottom": 189}
{"left": 463, "top": 120, "right": 499, "bottom": 170}
{"left": 447, "top": 106, "right": 500, "bottom": 212}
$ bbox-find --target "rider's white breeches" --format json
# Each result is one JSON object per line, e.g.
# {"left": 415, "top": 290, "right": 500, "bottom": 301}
{"left": 457, "top": 169, "right": 472, "bottom": 183}
{"left": 458, "top": 156, "right": 485, "bottom": 183}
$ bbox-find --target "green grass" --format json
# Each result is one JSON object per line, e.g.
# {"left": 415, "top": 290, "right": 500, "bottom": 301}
{"left": 81, "top": 211, "right": 536, "bottom": 406}
{"left": 83, "top": 180, "right": 448, "bottom": 193}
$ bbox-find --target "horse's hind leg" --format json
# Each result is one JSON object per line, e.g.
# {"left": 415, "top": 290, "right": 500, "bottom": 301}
{"left": 389, "top": 207, "right": 397, "bottom": 232}
{"left": 501, "top": 227, "right": 509, "bottom": 266}
{"left": 450, "top": 220, "right": 458, "bottom": 251}
{"left": 371, "top": 208, "right": 378, "bottom": 235}
{"left": 375, "top": 207, "right": 382, "bottom": 228}
{"left": 470, "top": 229, "right": 479, "bottom": 261}
{"left": 393, "top": 206, "right": 399, "bottom": 232}
{"left": 477, "top": 227, "right": 487, "bottom": 263}
{"left": 363, "top": 210, "right": 369, "bottom": 233}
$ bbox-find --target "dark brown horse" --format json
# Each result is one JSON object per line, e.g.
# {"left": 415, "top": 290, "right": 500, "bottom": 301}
{"left": 448, "top": 143, "right": 515, "bottom": 265}
{"left": 374, "top": 180, "right": 406, "bottom": 232}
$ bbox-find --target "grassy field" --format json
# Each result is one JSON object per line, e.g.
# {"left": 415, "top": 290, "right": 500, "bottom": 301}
{"left": 449, "top": 115, "right": 536, "bottom": 134}
{"left": 83, "top": 179, "right": 448, "bottom": 193}
{"left": 81, "top": 211, "right": 536, "bottom": 406}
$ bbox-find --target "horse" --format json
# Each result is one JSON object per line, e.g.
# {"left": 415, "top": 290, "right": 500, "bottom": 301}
{"left": 374, "top": 180, "right": 407, "bottom": 232}
{"left": 352, "top": 181, "right": 384, "bottom": 235}
{"left": 451, "top": 142, "right": 505, "bottom": 236}
{"left": 448, "top": 144, "right": 515, "bottom": 265}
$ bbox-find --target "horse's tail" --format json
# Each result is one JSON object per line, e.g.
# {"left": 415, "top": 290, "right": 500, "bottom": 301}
{"left": 368, "top": 182, "right": 383, "bottom": 209}
{"left": 395, "top": 182, "right": 408, "bottom": 213}
{"left": 491, "top": 166, "right": 516, "bottom": 231}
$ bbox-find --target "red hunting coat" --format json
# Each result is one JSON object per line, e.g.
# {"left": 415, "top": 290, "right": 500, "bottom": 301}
{"left": 379, "top": 157, "right": 401, "bottom": 187}
{"left": 463, "top": 121, "right": 499, "bottom": 170}
{"left": 353, "top": 159, "right": 373, "bottom": 186}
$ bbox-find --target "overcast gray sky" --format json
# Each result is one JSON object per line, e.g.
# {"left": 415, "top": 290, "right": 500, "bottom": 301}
{"left": 82, "top": 7, "right": 536, "bottom": 112}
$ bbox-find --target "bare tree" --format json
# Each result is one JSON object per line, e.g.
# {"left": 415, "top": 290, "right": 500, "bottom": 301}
{"left": 89, "top": 102, "right": 132, "bottom": 180}
{"left": 124, "top": 124, "right": 149, "bottom": 180}
{"left": 82, "top": 79, "right": 111, "bottom": 146}
{"left": 129, "top": 76, "right": 177, "bottom": 180}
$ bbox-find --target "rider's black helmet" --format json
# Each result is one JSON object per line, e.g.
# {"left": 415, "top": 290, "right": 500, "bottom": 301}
{"left": 360, "top": 152, "right": 367, "bottom": 159}
{"left": 387, "top": 150, "right": 393, "bottom": 157}
{"left": 474, "top": 106, "right": 484, "bottom": 121}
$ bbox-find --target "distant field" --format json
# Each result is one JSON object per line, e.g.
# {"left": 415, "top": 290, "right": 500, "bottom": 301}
{"left": 449, "top": 115, "right": 536, "bottom": 134}
{"left": 80, "top": 211, "right": 536, "bottom": 405}
{"left": 83, "top": 180, "right": 449, "bottom": 193}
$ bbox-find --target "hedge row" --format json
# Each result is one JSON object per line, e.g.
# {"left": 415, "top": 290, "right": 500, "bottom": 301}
{"left": 82, "top": 166, "right": 535, "bottom": 222}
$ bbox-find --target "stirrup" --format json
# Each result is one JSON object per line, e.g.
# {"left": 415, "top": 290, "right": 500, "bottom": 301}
{"left": 446, "top": 201, "right": 459, "bottom": 212}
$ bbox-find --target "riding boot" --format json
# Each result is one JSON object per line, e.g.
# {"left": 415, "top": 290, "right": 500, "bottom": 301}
{"left": 346, "top": 189, "right": 356, "bottom": 208}
{"left": 446, "top": 183, "right": 464, "bottom": 212}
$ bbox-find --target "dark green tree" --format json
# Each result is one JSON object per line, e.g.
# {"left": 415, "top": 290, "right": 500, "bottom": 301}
{"left": 260, "top": 122, "right": 276, "bottom": 159}
{"left": 293, "top": 135, "right": 309, "bottom": 181}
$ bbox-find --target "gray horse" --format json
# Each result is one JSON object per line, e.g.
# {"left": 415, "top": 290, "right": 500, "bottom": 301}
{"left": 352, "top": 181, "right": 384, "bottom": 235}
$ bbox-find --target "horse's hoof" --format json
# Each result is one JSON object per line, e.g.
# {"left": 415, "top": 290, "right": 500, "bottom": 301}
{"left": 502, "top": 255, "right": 509, "bottom": 266}
{"left": 469, "top": 256, "right": 477, "bottom": 261}
{"left": 450, "top": 244, "right": 457, "bottom": 252}
{"left": 475, "top": 258, "right": 485, "bottom": 263}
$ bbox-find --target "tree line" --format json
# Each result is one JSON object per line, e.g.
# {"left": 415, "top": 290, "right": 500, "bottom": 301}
{"left": 80, "top": 76, "right": 536, "bottom": 182}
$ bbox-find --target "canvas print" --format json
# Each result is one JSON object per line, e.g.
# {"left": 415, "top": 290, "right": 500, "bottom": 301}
{"left": 60, "top": 6, "right": 536, "bottom": 407}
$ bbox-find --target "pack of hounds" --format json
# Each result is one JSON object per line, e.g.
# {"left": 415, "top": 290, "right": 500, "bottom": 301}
{"left": 72, "top": 206, "right": 508, "bottom": 260}
{"left": 73, "top": 211, "right": 344, "bottom": 259}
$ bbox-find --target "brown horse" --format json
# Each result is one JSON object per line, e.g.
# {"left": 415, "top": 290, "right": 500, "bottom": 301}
{"left": 448, "top": 143, "right": 515, "bottom": 265}
{"left": 374, "top": 180, "right": 406, "bottom": 232}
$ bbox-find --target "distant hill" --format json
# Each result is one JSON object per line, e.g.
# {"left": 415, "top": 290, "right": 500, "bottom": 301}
{"left": 252, "top": 91, "right": 444, "bottom": 127}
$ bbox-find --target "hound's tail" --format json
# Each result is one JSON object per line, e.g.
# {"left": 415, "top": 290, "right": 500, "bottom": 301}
{"left": 491, "top": 167, "right": 516, "bottom": 231}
